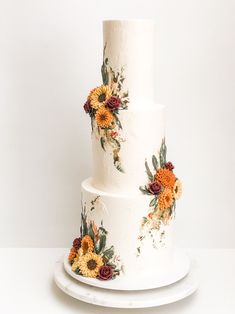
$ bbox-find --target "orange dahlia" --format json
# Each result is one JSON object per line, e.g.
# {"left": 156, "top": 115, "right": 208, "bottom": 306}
{"left": 81, "top": 235, "right": 94, "bottom": 254}
{"left": 158, "top": 188, "right": 174, "bottom": 210}
{"left": 156, "top": 168, "right": 176, "bottom": 189}
{"left": 68, "top": 247, "right": 77, "bottom": 263}
{"left": 95, "top": 107, "right": 114, "bottom": 128}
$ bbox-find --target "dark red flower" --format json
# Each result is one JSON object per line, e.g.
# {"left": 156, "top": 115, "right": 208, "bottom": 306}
{"left": 105, "top": 96, "right": 121, "bottom": 110}
{"left": 148, "top": 181, "right": 162, "bottom": 195}
{"left": 83, "top": 100, "right": 91, "bottom": 114}
{"left": 165, "top": 162, "right": 174, "bottom": 171}
{"left": 73, "top": 237, "right": 81, "bottom": 250}
{"left": 98, "top": 265, "right": 113, "bottom": 280}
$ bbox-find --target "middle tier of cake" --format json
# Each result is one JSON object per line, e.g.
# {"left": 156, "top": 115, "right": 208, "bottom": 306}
{"left": 91, "top": 105, "right": 165, "bottom": 195}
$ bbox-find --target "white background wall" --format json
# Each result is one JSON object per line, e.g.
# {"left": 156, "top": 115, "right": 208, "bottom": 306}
{"left": 0, "top": 0, "right": 234, "bottom": 248}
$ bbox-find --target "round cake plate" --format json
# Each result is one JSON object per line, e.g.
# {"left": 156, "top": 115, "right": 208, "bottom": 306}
{"left": 54, "top": 256, "right": 198, "bottom": 309}
{"left": 63, "top": 249, "right": 190, "bottom": 291}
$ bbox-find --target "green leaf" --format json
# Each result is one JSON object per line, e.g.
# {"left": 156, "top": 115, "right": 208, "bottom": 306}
{"left": 98, "top": 234, "right": 106, "bottom": 253}
{"left": 159, "top": 138, "right": 167, "bottom": 167}
{"left": 139, "top": 186, "right": 152, "bottom": 195}
{"left": 114, "top": 162, "right": 124, "bottom": 173}
{"left": 102, "top": 246, "right": 114, "bottom": 261}
{"left": 152, "top": 155, "right": 158, "bottom": 170}
{"left": 111, "top": 137, "right": 121, "bottom": 149}
{"left": 88, "top": 223, "right": 95, "bottom": 242}
{"left": 145, "top": 160, "right": 154, "bottom": 181}
{"left": 149, "top": 197, "right": 157, "bottom": 207}
{"left": 115, "top": 117, "right": 123, "bottom": 130}
{"left": 99, "top": 226, "right": 108, "bottom": 235}
{"left": 100, "top": 137, "right": 106, "bottom": 151}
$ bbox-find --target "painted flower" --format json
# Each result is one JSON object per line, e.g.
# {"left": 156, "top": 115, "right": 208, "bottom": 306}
{"left": 105, "top": 96, "right": 121, "bottom": 110}
{"left": 89, "top": 85, "right": 112, "bottom": 109}
{"left": 110, "top": 131, "right": 118, "bottom": 138}
{"left": 148, "top": 212, "right": 153, "bottom": 219}
{"left": 148, "top": 181, "right": 161, "bottom": 195}
{"left": 98, "top": 265, "right": 113, "bottom": 280}
{"left": 156, "top": 168, "right": 176, "bottom": 189}
{"left": 73, "top": 237, "right": 81, "bottom": 250}
{"left": 158, "top": 188, "right": 174, "bottom": 210}
{"left": 78, "top": 252, "right": 103, "bottom": 278}
{"left": 165, "top": 162, "right": 174, "bottom": 171}
{"left": 173, "top": 180, "right": 182, "bottom": 200}
{"left": 83, "top": 100, "right": 91, "bottom": 114}
{"left": 95, "top": 107, "right": 114, "bottom": 128}
{"left": 68, "top": 247, "right": 77, "bottom": 263}
{"left": 81, "top": 235, "right": 94, "bottom": 254}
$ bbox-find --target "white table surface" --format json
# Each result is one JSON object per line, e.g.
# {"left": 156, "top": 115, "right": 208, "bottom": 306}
{"left": 0, "top": 248, "right": 234, "bottom": 314}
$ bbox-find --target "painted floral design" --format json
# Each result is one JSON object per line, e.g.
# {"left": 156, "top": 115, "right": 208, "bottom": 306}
{"left": 137, "top": 138, "right": 182, "bottom": 254}
{"left": 83, "top": 44, "right": 129, "bottom": 172}
{"left": 68, "top": 197, "right": 122, "bottom": 280}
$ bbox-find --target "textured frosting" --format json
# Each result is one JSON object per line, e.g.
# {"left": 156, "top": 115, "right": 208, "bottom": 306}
{"left": 91, "top": 105, "right": 165, "bottom": 195}
{"left": 103, "top": 20, "right": 155, "bottom": 107}
{"left": 76, "top": 20, "right": 176, "bottom": 282}
{"left": 82, "top": 178, "right": 173, "bottom": 278}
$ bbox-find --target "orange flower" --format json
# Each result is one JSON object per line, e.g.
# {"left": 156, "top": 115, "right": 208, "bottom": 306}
{"left": 81, "top": 235, "right": 94, "bottom": 254}
{"left": 156, "top": 168, "right": 176, "bottom": 189}
{"left": 68, "top": 247, "right": 77, "bottom": 263}
{"left": 95, "top": 107, "right": 114, "bottom": 128}
{"left": 158, "top": 188, "right": 174, "bottom": 210}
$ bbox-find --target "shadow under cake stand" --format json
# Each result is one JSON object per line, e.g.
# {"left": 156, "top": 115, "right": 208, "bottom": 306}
{"left": 54, "top": 249, "right": 198, "bottom": 308}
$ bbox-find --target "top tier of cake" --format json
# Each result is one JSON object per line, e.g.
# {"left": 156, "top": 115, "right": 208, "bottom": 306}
{"left": 90, "top": 20, "right": 165, "bottom": 195}
{"left": 103, "top": 20, "right": 155, "bottom": 107}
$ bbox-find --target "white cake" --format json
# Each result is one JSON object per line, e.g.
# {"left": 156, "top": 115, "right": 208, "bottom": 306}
{"left": 68, "top": 20, "right": 182, "bottom": 284}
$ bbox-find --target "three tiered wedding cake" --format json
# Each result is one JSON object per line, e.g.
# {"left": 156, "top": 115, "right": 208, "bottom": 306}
{"left": 67, "top": 20, "right": 185, "bottom": 287}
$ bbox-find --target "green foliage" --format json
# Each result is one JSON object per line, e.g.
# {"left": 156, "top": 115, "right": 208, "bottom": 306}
{"left": 152, "top": 155, "right": 158, "bottom": 170}
{"left": 149, "top": 197, "right": 157, "bottom": 207}
{"left": 145, "top": 160, "right": 154, "bottom": 182}
{"left": 88, "top": 222, "right": 95, "bottom": 242}
{"left": 102, "top": 246, "right": 114, "bottom": 261}
{"left": 97, "top": 234, "right": 106, "bottom": 254}
{"left": 139, "top": 186, "right": 152, "bottom": 195}
{"left": 100, "top": 137, "right": 106, "bottom": 151}
{"left": 159, "top": 138, "right": 167, "bottom": 167}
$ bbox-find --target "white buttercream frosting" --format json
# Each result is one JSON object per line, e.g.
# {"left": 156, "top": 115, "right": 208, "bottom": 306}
{"left": 103, "top": 19, "right": 155, "bottom": 107}
{"left": 91, "top": 105, "right": 165, "bottom": 195}
{"left": 82, "top": 178, "right": 174, "bottom": 278}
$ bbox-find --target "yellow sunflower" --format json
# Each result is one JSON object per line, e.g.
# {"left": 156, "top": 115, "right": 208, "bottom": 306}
{"left": 156, "top": 168, "right": 176, "bottom": 189}
{"left": 95, "top": 107, "right": 114, "bottom": 128}
{"left": 78, "top": 252, "right": 103, "bottom": 278}
{"left": 173, "top": 180, "right": 182, "bottom": 200}
{"left": 71, "top": 260, "right": 80, "bottom": 272}
{"left": 81, "top": 235, "right": 94, "bottom": 254}
{"left": 158, "top": 188, "right": 174, "bottom": 210}
{"left": 89, "top": 85, "right": 112, "bottom": 109}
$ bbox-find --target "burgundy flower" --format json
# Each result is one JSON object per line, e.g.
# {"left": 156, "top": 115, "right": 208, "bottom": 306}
{"left": 165, "top": 162, "right": 174, "bottom": 171}
{"left": 105, "top": 96, "right": 121, "bottom": 110}
{"left": 98, "top": 265, "right": 113, "bottom": 280}
{"left": 72, "top": 237, "right": 81, "bottom": 250}
{"left": 83, "top": 100, "right": 91, "bottom": 114}
{"left": 148, "top": 181, "right": 162, "bottom": 195}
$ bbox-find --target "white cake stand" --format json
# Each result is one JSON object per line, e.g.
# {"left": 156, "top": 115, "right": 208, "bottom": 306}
{"left": 63, "top": 249, "right": 190, "bottom": 291}
{"left": 54, "top": 251, "right": 198, "bottom": 308}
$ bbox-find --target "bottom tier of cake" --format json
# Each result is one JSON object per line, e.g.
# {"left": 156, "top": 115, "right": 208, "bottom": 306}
{"left": 78, "top": 178, "right": 175, "bottom": 280}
